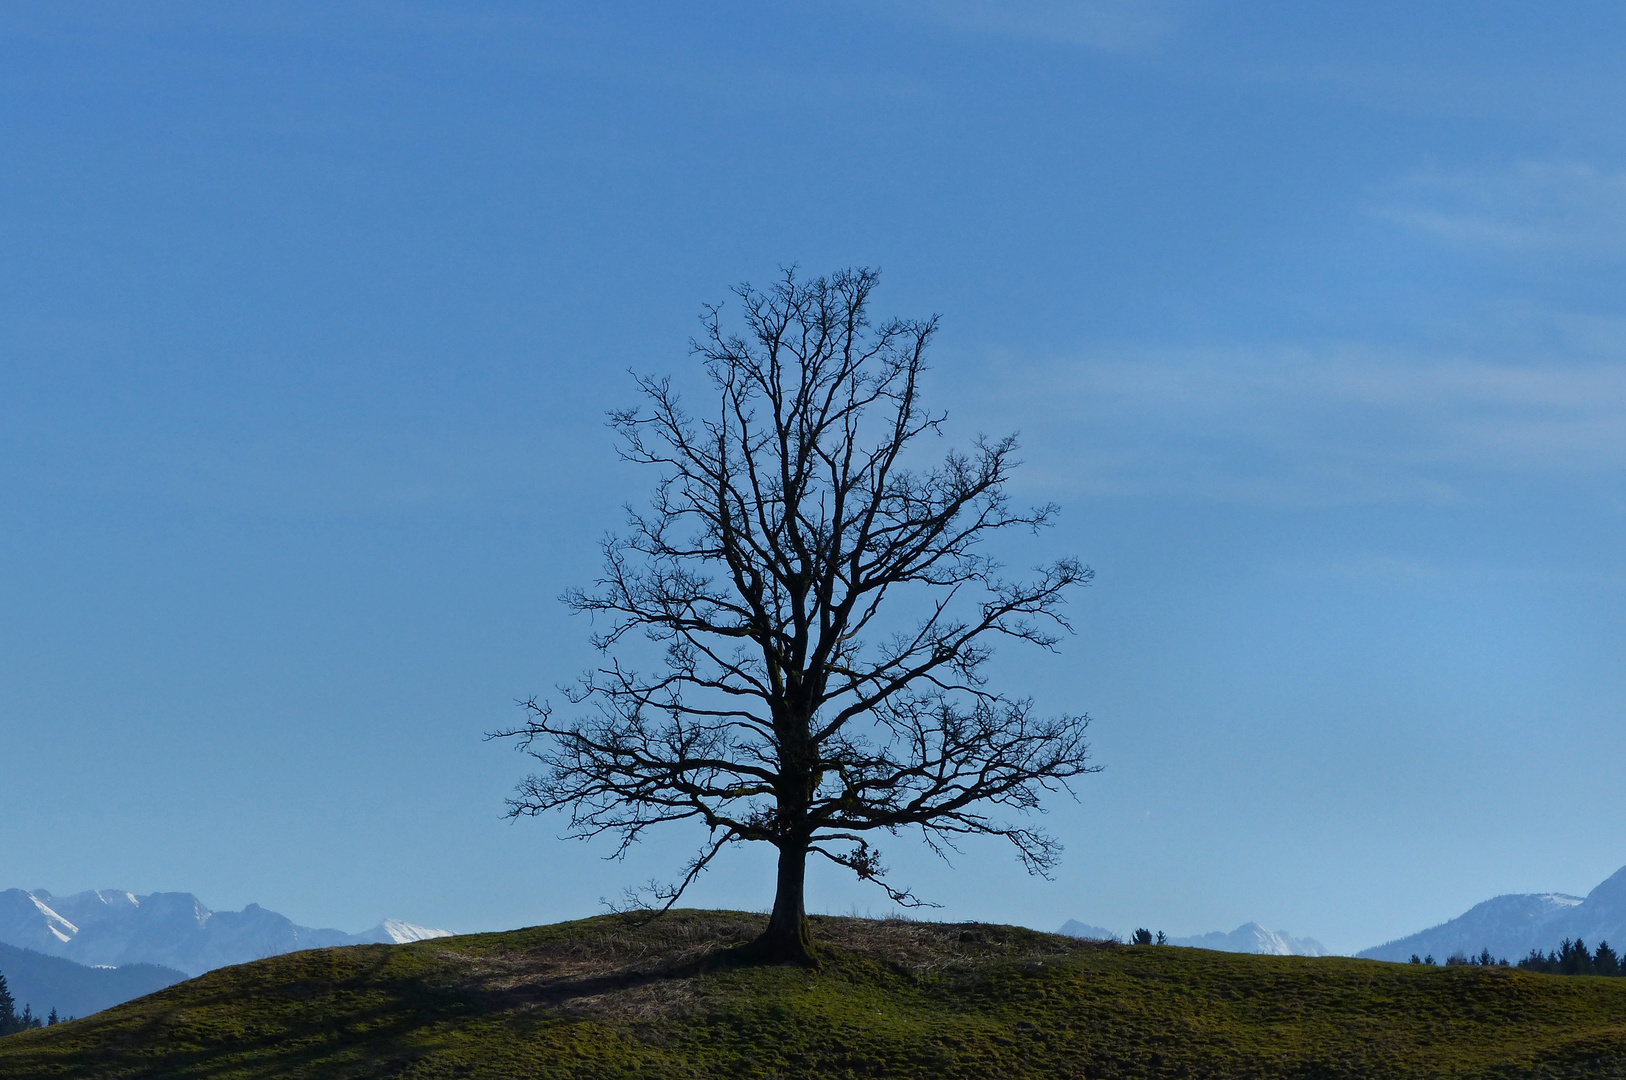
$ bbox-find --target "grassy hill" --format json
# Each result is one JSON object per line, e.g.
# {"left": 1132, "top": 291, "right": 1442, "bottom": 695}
{"left": 2, "top": 910, "right": 1626, "bottom": 1079}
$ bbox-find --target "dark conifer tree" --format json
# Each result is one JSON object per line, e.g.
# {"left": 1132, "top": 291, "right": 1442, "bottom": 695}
{"left": 1517, "top": 938, "right": 1626, "bottom": 977}
{"left": 0, "top": 972, "right": 17, "bottom": 1036}
{"left": 1559, "top": 938, "right": 1592, "bottom": 976}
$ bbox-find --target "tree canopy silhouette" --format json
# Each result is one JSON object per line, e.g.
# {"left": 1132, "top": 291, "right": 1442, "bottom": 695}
{"left": 495, "top": 267, "right": 1097, "bottom": 964}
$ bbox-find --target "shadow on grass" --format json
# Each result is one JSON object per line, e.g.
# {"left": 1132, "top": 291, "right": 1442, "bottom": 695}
{"left": 473, "top": 937, "right": 817, "bottom": 1016}
{"left": 0, "top": 948, "right": 478, "bottom": 1080}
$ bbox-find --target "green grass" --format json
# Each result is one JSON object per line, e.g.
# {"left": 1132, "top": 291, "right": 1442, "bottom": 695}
{"left": 4, "top": 910, "right": 1626, "bottom": 1078}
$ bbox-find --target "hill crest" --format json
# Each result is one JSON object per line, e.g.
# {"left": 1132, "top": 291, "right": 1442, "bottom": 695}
{"left": 5, "top": 910, "right": 1626, "bottom": 1078}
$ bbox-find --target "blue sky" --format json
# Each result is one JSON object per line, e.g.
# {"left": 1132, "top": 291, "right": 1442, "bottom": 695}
{"left": 1, "top": 1, "right": 1623, "bottom": 954}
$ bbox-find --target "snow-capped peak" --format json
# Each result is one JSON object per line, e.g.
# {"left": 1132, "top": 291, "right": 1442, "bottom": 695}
{"left": 371, "top": 919, "right": 453, "bottom": 944}
{"left": 0, "top": 888, "right": 454, "bottom": 975}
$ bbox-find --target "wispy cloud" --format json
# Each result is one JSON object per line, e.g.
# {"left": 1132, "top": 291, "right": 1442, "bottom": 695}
{"left": 958, "top": 329, "right": 1626, "bottom": 507}
{"left": 880, "top": 0, "right": 1189, "bottom": 51}
{"left": 1273, "top": 551, "right": 1626, "bottom": 591}
{"left": 1375, "top": 161, "right": 1626, "bottom": 255}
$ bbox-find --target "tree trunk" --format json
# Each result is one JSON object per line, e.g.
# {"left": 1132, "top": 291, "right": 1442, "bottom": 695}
{"left": 751, "top": 841, "right": 817, "bottom": 966}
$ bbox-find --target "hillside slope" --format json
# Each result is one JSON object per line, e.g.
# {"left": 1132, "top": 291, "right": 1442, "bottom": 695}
{"left": 0, "top": 943, "right": 183, "bottom": 1020}
{"left": 3, "top": 910, "right": 1626, "bottom": 1079}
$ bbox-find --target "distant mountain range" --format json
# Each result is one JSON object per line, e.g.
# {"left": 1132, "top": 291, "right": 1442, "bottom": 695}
{"left": 1169, "top": 923, "right": 1329, "bottom": 956}
{"left": 1059, "top": 865, "right": 1626, "bottom": 962}
{"left": 0, "top": 942, "right": 183, "bottom": 1020}
{"left": 0, "top": 889, "right": 451, "bottom": 977}
{"left": 1359, "top": 865, "right": 1626, "bottom": 963}
{"left": 1056, "top": 920, "right": 1117, "bottom": 941}
{"left": 1057, "top": 919, "right": 1329, "bottom": 956}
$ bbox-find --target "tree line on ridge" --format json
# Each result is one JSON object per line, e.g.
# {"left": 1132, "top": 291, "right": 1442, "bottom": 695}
{"left": 1403, "top": 937, "right": 1626, "bottom": 976}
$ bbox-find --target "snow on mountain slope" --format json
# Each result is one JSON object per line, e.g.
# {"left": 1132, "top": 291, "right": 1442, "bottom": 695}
{"left": 1358, "top": 891, "right": 1587, "bottom": 962}
{"left": 363, "top": 919, "right": 454, "bottom": 944}
{"left": 1056, "top": 916, "right": 1328, "bottom": 955}
{"left": 1374, "top": 866, "right": 1626, "bottom": 963}
{"left": 0, "top": 891, "right": 78, "bottom": 954}
{"left": 1557, "top": 865, "right": 1626, "bottom": 947}
{"left": 32, "top": 896, "right": 77, "bottom": 943}
{"left": 1170, "top": 922, "right": 1330, "bottom": 956}
{"left": 0, "top": 889, "right": 452, "bottom": 976}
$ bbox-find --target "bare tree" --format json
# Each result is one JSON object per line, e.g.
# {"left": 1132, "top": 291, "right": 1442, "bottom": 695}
{"left": 494, "top": 267, "right": 1097, "bottom": 965}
